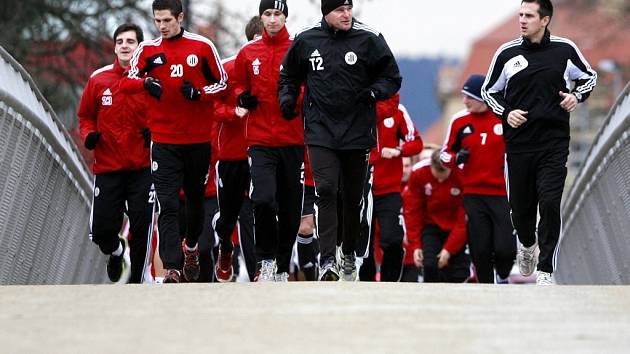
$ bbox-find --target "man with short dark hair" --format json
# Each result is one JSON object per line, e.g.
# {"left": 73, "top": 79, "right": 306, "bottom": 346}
{"left": 78, "top": 23, "right": 154, "bottom": 284}
{"left": 482, "top": 0, "right": 597, "bottom": 285}
{"left": 279, "top": 0, "right": 402, "bottom": 281}
{"left": 122, "top": 0, "right": 227, "bottom": 283}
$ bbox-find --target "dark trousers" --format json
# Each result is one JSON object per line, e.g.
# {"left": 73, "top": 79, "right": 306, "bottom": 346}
{"left": 422, "top": 224, "right": 470, "bottom": 283}
{"left": 309, "top": 145, "right": 369, "bottom": 263}
{"left": 237, "top": 198, "right": 256, "bottom": 281}
{"left": 90, "top": 168, "right": 154, "bottom": 283}
{"left": 213, "top": 160, "right": 250, "bottom": 253}
{"left": 151, "top": 142, "right": 210, "bottom": 269}
{"left": 178, "top": 197, "right": 217, "bottom": 282}
{"left": 248, "top": 146, "right": 304, "bottom": 273}
{"left": 506, "top": 146, "right": 568, "bottom": 273}
{"left": 463, "top": 194, "right": 516, "bottom": 282}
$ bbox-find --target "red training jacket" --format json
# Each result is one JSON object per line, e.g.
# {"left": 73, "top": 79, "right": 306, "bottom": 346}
{"left": 371, "top": 102, "right": 423, "bottom": 196}
{"left": 440, "top": 109, "right": 506, "bottom": 196}
{"left": 402, "top": 159, "right": 467, "bottom": 254}
{"left": 215, "top": 56, "right": 248, "bottom": 161}
{"left": 232, "top": 26, "right": 304, "bottom": 147}
{"left": 122, "top": 30, "right": 227, "bottom": 144}
{"left": 78, "top": 59, "right": 150, "bottom": 174}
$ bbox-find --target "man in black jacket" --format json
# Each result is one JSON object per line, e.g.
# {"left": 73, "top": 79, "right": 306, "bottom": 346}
{"left": 278, "top": 0, "right": 401, "bottom": 281}
{"left": 481, "top": 0, "right": 597, "bottom": 285}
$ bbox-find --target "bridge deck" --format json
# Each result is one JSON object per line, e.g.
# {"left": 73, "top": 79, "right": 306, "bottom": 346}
{"left": 1, "top": 283, "right": 629, "bottom": 353}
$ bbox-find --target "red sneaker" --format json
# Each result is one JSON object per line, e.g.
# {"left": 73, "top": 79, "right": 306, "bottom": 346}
{"left": 182, "top": 240, "right": 200, "bottom": 282}
{"left": 163, "top": 269, "right": 181, "bottom": 283}
{"left": 215, "top": 249, "right": 234, "bottom": 282}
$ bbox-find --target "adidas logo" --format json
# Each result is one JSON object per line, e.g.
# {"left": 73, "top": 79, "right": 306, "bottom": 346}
{"left": 310, "top": 49, "right": 321, "bottom": 57}
{"left": 344, "top": 0, "right": 350, "bottom": 4}
{"left": 463, "top": 126, "right": 472, "bottom": 134}
{"left": 252, "top": 58, "right": 261, "bottom": 66}
{"left": 153, "top": 57, "right": 163, "bottom": 65}
{"left": 103, "top": 88, "right": 112, "bottom": 96}
{"left": 514, "top": 61, "right": 522, "bottom": 68}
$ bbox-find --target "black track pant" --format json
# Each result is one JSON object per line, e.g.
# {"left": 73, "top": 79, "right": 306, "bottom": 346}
{"left": 213, "top": 160, "right": 250, "bottom": 253}
{"left": 248, "top": 146, "right": 304, "bottom": 273}
{"left": 422, "top": 224, "right": 470, "bottom": 283}
{"left": 237, "top": 198, "right": 256, "bottom": 281}
{"left": 506, "top": 146, "right": 568, "bottom": 273}
{"left": 90, "top": 168, "right": 154, "bottom": 283}
{"left": 309, "top": 145, "right": 369, "bottom": 263}
{"left": 178, "top": 197, "right": 217, "bottom": 282}
{"left": 463, "top": 194, "right": 516, "bottom": 282}
{"left": 151, "top": 142, "right": 210, "bottom": 270}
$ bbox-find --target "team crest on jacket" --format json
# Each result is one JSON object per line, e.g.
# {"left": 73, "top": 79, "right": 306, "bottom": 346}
{"left": 494, "top": 123, "right": 503, "bottom": 135}
{"left": 152, "top": 161, "right": 158, "bottom": 172}
{"left": 345, "top": 51, "right": 357, "bottom": 65}
{"left": 102, "top": 88, "right": 112, "bottom": 106}
{"left": 451, "top": 188, "right": 461, "bottom": 196}
{"left": 187, "top": 54, "right": 199, "bottom": 67}
{"left": 384, "top": 117, "right": 395, "bottom": 128}
{"left": 424, "top": 183, "right": 432, "bottom": 196}
{"left": 252, "top": 58, "right": 261, "bottom": 75}
{"left": 94, "top": 187, "right": 100, "bottom": 197}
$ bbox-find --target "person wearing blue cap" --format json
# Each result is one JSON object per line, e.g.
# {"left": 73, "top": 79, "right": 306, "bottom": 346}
{"left": 440, "top": 74, "right": 516, "bottom": 284}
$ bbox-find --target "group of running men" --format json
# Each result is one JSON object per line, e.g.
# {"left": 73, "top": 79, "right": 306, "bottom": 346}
{"left": 78, "top": 0, "right": 596, "bottom": 285}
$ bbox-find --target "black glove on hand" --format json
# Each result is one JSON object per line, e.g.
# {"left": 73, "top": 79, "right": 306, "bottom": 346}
{"left": 238, "top": 90, "right": 258, "bottom": 109}
{"left": 84, "top": 132, "right": 101, "bottom": 150}
{"left": 140, "top": 128, "right": 151, "bottom": 148}
{"left": 455, "top": 148, "right": 470, "bottom": 165}
{"left": 280, "top": 101, "right": 299, "bottom": 121}
{"left": 143, "top": 53, "right": 167, "bottom": 73}
{"left": 357, "top": 88, "right": 377, "bottom": 104}
{"left": 144, "top": 77, "right": 162, "bottom": 100}
{"left": 180, "top": 80, "right": 201, "bottom": 101}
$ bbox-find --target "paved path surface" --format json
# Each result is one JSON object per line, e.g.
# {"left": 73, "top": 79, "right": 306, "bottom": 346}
{"left": 1, "top": 283, "right": 629, "bottom": 354}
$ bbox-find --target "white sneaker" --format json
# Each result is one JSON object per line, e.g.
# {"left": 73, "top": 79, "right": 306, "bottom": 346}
{"left": 274, "top": 272, "right": 289, "bottom": 282}
{"left": 339, "top": 254, "right": 358, "bottom": 282}
{"left": 536, "top": 271, "right": 554, "bottom": 285}
{"left": 517, "top": 242, "right": 538, "bottom": 276}
{"left": 256, "top": 260, "right": 276, "bottom": 282}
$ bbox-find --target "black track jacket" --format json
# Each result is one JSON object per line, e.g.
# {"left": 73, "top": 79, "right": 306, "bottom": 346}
{"left": 481, "top": 30, "right": 597, "bottom": 153}
{"left": 278, "top": 18, "right": 402, "bottom": 150}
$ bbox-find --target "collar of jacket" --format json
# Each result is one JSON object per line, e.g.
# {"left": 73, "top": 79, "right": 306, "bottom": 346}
{"left": 166, "top": 28, "right": 185, "bottom": 41}
{"left": 113, "top": 58, "right": 126, "bottom": 75}
{"left": 522, "top": 28, "right": 550, "bottom": 49}
{"left": 263, "top": 25, "right": 289, "bottom": 44}
{"left": 320, "top": 17, "right": 354, "bottom": 38}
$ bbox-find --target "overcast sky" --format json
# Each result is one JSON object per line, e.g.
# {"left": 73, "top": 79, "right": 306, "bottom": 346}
{"left": 193, "top": 0, "right": 520, "bottom": 59}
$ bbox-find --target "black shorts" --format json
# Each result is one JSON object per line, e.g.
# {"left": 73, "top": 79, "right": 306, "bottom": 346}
{"left": 302, "top": 185, "right": 316, "bottom": 217}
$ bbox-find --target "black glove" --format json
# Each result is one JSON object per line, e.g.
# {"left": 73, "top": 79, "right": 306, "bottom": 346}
{"left": 280, "top": 100, "right": 299, "bottom": 121}
{"left": 180, "top": 80, "right": 201, "bottom": 101}
{"left": 140, "top": 128, "right": 151, "bottom": 148}
{"left": 238, "top": 90, "right": 258, "bottom": 109}
{"left": 144, "top": 77, "right": 162, "bottom": 100}
{"left": 357, "top": 88, "right": 377, "bottom": 104}
{"left": 455, "top": 148, "right": 470, "bottom": 164}
{"left": 143, "top": 53, "right": 167, "bottom": 73}
{"left": 84, "top": 132, "right": 101, "bottom": 150}
{"left": 451, "top": 124, "right": 474, "bottom": 152}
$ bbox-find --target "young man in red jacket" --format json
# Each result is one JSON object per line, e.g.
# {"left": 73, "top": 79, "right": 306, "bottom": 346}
{"left": 232, "top": 0, "right": 304, "bottom": 282}
{"left": 403, "top": 150, "right": 470, "bottom": 283}
{"left": 441, "top": 75, "right": 515, "bottom": 283}
{"left": 122, "top": 0, "right": 227, "bottom": 283}
{"left": 212, "top": 16, "right": 263, "bottom": 282}
{"left": 359, "top": 97, "right": 423, "bottom": 282}
{"left": 78, "top": 23, "right": 154, "bottom": 283}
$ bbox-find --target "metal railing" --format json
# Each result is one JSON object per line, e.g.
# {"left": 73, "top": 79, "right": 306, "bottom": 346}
{"left": 557, "top": 81, "right": 630, "bottom": 284}
{"left": 0, "top": 46, "right": 107, "bottom": 284}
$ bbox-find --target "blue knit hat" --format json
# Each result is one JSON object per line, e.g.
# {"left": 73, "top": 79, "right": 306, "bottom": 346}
{"left": 461, "top": 74, "right": 486, "bottom": 102}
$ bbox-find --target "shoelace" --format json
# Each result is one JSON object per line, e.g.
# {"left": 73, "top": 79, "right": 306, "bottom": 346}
{"left": 184, "top": 249, "right": 199, "bottom": 268}
{"left": 343, "top": 255, "right": 356, "bottom": 274}
{"left": 261, "top": 261, "right": 275, "bottom": 280}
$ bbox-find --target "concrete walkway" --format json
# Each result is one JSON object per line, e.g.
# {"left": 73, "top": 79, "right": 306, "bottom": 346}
{"left": 1, "top": 283, "right": 629, "bottom": 354}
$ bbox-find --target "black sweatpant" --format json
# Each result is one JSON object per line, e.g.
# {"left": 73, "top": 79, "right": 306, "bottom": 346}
{"left": 213, "top": 159, "right": 250, "bottom": 253}
{"left": 151, "top": 142, "right": 210, "bottom": 270}
{"left": 178, "top": 197, "right": 217, "bottom": 282}
{"left": 422, "top": 224, "right": 471, "bottom": 283}
{"left": 506, "top": 146, "right": 568, "bottom": 273}
{"left": 309, "top": 145, "right": 369, "bottom": 263}
{"left": 463, "top": 194, "right": 516, "bottom": 282}
{"left": 248, "top": 146, "right": 304, "bottom": 273}
{"left": 90, "top": 168, "right": 154, "bottom": 283}
{"left": 237, "top": 197, "right": 256, "bottom": 281}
